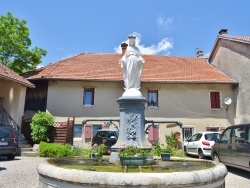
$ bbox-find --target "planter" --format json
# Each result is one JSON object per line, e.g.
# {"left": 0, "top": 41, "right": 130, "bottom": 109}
{"left": 91, "top": 152, "right": 99, "bottom": 161}
{"left": 120, "top": 156, "right": 147, "bottom": 166}
{"left": 161, "top": 153, "right": 171, "bottom": 161}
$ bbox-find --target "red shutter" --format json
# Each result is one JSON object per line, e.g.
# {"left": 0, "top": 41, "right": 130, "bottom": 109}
{"left": 147, "top": 125, "right": 159, "bottom": 142}
{"left": 210, "top": 92, "right": 220, "bottom": 109}
{"left": 153, "top": 126, "right": 159, "bottom": 141}
{"left": 91, "top": 88, "right": 95, "bottom": 105}
{"left": 148, "top": 126, "right": 154, "bottom": 141}
{"left": 84, "top": 124, "right": 92, "bottom": 139}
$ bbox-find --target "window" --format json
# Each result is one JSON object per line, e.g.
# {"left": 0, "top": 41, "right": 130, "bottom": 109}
{"left": 232, "top": 125, "right": 246, "bottom": 144}
{"left": 220, "top": 128, "right": 231, "bottom": 144}
{"left": 182, "top": 127, "right": 194, "bottom": 141}
{"left": 83, "top": 88, "right": 95, "bottom": 105}
{"left": 148, "top": 90, "right": 158, "bottom": 107}
{"left": 210, "top": 91, "right": 221, "bottom": 109}
{"left": 73, "top": 125, "right": 82, "bottom": 138}
{"left": 246, "top": 125, "right": 250, "bottom": 144}
{"left": 190, "top": 133, "right": 202, "bottom": 141}
{"left": 206, "top": 127, "right": 219, "bottom": 132}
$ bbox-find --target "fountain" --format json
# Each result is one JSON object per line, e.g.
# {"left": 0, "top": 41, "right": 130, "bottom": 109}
{"left": 37, "top": 35, "right": 227, "bottom": 188}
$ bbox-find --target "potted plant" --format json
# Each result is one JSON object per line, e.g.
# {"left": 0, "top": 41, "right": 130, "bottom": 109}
{"left": 160, "top": 147, "right": 173, "bottom": 161}
{"left": 151, "top": 142, "right": 173, "bottom": 161}
{"left": 118, "top": 146, "right": 149, "bottom": 166}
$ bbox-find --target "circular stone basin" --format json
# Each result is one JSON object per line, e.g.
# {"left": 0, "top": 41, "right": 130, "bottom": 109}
{"left": 37, "top": 157, "right": 227, "bottom": 188}
{"left": 48, "top": 157, "right": 213, "bottom": 173}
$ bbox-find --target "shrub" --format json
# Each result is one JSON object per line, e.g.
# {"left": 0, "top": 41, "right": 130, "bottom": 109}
{"left": 91, "top": 143, "right": 106, "bottom": 161}
{"left": 30, "top": 111, "right": 54, "bottom": 143}
{"left": 165, "top": 132, "right": 176, "bottom": 148}
{"left": 39, "top": 142, "right": 82, "bottom": 158}
{"left": 118, "top": 145, "right": 149, "bottom": 158}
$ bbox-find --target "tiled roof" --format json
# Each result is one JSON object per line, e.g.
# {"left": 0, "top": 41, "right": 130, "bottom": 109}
{"left": 0, "top": 64, "right": 35, "bottom": 88}
{"left": 22, "top": 53, "right": 237, "bottom": 84}
{"left": 220, "top": 35, "right": 250, "bottom": 42}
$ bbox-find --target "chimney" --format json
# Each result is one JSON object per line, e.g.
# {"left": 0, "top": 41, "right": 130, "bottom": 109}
{"left": 219, "top": 29, "right": 228, "bottom": 35}
{"left": 121, "top": 43, "right": 128, "bottom": 55}
{"left": 196, "top": 50, "right": 203, "bottom": 58}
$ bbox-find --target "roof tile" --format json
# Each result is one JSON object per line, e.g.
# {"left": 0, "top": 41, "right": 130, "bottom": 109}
{"left": 0, "top": 64, "right": 34, "bottom": 87}
{"left": 22, "top": 53, "right": 237, "bottom": 84}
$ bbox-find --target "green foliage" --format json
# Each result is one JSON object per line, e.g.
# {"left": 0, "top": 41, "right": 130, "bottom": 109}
{"left": 30, "top": 111, "right": 54, "bottom": 143}
{"left": 165, "top": 132, "right": 176, "bottom": 148}
{"left": 118, "top": 146, "right": 149, "bottom": 158}
{"left": 151, "top": 142, "right": 173, "bottom": 156}
{"left": 0, "top": 12, "right": 47, "bottom": 74}
{"left": 39, "top": 142, "right": 82, "bottom": 158}
{"left": 91, "top": 143, "right": 106, "bottom": 161}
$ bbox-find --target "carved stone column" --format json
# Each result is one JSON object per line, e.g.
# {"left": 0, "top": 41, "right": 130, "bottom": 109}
{"left": 112, "top": 96, "right": 151, "bottom": 151}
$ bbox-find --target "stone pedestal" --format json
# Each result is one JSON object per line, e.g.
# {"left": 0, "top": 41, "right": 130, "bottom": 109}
{"left": 111, "top": 96, "right": 151, "bottom": 151}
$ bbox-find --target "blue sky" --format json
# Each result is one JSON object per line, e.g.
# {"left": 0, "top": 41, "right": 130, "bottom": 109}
{"left": 1, "top": 0, "right": 250, "bottom": 67}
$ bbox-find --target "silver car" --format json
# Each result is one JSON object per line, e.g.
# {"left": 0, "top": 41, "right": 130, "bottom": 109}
{"left": 184, "top": 132, "right": 221, "bottom": 159}
{"left": 211, "top": 124, "right": 250, "bottom": 172}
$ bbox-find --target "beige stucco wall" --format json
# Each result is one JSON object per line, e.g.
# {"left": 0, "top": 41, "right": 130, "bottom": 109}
{"left": 210, "top": 39, "right": 250, "bottom": 124}
{"left": 0, "top": 78, "right": 27, "bottom": 126}
{"left": 47, "top": 80, "right": 235, "bottom": 147}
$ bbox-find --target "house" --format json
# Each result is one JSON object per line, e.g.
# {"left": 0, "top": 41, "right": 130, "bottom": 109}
{"left": 209, "top": 29, "right": 250, "bottom": 124}
{"left": 22, "top": 41, "right": 237, "bottom": 147}
{"left": 0, "top": 63, "right": 34, "bottom": 133}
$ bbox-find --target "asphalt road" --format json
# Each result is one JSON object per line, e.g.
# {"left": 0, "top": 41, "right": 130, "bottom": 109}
{"left": 0, "top": 156, "right": 249, "bottom": 188}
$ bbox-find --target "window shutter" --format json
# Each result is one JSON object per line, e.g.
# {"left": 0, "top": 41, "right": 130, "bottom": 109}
{"left": 153, "top": 126, "right": 159, "bottom": 141}
{"left": 91, "top": 88, "right": 95, "bottom": 105}
{"left": 84, "top": 124, "right": 92, "bottom": 139}
{"left": 147, "top": 125, "right": 159, "bottom": 142}
{"left": 148, "top": 126, "right": 154, "bottom": 141}
{"left": 210, "top": 92, "right": 220, "bottom": 109}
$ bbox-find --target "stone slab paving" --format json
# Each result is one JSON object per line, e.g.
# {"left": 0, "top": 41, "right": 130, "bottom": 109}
{"left": 0, "top": 156, "right": 249, "bottom": 188}
{"left": 0, "top": 156, "right": 46, "bottom": 188}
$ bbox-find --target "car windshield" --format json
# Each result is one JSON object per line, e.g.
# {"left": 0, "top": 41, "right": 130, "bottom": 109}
{"left": 205, "top": 133, "right": 220, "bottom": 141}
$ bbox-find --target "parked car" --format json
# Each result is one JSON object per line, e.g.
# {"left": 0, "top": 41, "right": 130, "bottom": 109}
{"left": 211, "top": 124, "right": 250, "bottom": 172}
{"left": 92, "top": 129, "right": 119, "bottom": 153}
{"left": 184, "top": 132, "right": 221, "bottom": 159}
{"left": 0, "top": 126, "right": 17, "bottom": 160}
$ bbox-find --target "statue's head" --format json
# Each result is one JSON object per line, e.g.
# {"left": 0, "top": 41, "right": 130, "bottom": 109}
{"left": 128, "top": 35, "right": 136, "bottom": 46}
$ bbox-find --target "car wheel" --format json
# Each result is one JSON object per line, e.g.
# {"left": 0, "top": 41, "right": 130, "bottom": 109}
{"left": 198, "top": 149, "right": 204, "bottom": 159}
{"left": 213, "top": 152, "right": 220, "bottom": 162}
{"left": 184, "top": 147, "right": 188, "bottom": 155}
{"left": 7, "top": 154, "right": 15, "bottom": 160}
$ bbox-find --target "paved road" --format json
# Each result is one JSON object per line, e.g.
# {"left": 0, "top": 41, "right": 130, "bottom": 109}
{"left": 0, "top": 156, "right": 249, "bottom": 188}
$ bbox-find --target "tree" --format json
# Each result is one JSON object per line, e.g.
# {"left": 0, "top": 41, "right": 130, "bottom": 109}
{"left": 0, "top": 12, "right": 46, "bottom": 74}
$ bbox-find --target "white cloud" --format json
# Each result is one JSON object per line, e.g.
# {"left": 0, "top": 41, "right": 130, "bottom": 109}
{"left": 114, "top": 32, "right": 173, "bottom": 55}
{"left": 157, "top": 16, "right": 174, "bottom": 25}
